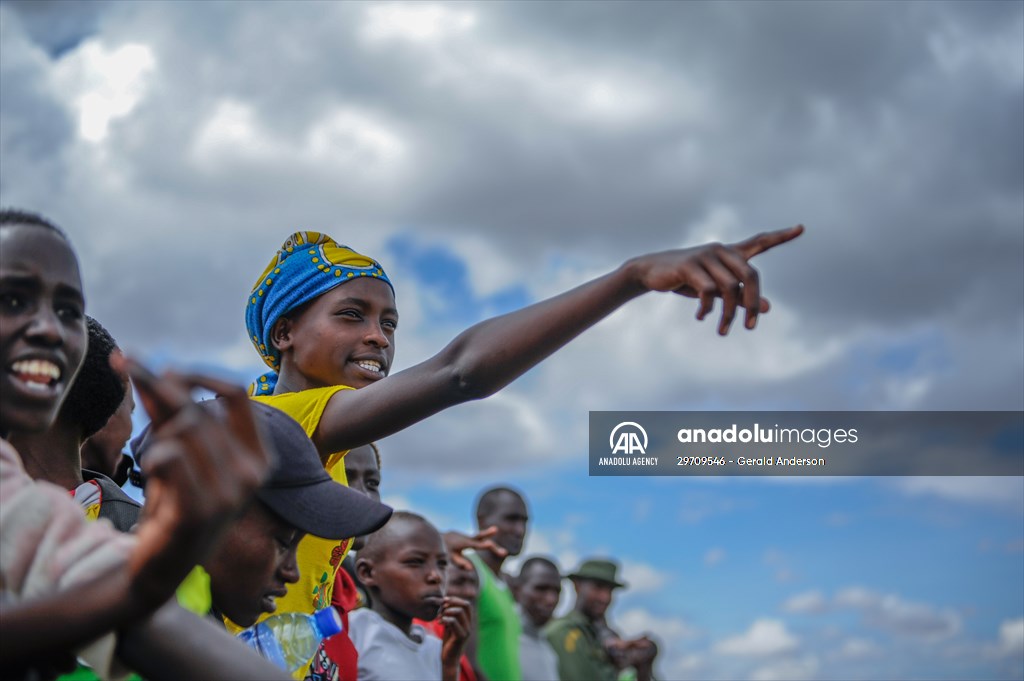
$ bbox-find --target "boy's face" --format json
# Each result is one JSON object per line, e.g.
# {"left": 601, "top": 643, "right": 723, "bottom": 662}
{"left": 362, "top": 518, "right": 449, "bottom": 622}
{"left": 517, "top": 564, "right": 562, "bottom": 627}
{"left": 345, "top": 444, "right": 382, "bottom": 551}
{"left": 275, "top": 277, "right": 397, "bottom": 390}
{"left": 204, "top": 502, "right": 304, "bottom": 627}
{"left": 0, "top": 224, "right": 86, "bottom": 435}
{"left": 445, "top": 563, "right": 480, "bottom": 604}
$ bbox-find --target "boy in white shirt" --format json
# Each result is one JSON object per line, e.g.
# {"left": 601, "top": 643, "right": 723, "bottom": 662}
{"left": 351, "top": 511, "right": 471, "bottom": 681}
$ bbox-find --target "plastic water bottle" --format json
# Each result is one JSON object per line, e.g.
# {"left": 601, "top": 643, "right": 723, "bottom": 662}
{"left": 237, "top": 607, "right": 344, "bottom": 673}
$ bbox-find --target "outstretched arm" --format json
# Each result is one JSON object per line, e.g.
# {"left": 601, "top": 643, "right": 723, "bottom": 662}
{"left": 312, "top": 226, "right": 804, "bottom": 453}
{"left": 116, "top": 601, "right": 291, "bottom": 681}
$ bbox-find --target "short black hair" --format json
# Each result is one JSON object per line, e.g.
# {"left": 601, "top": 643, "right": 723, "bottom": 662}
{"left": 62, "top": 316, "right": 127, "bottom": 439}
{"left": 0, "top": 208, "right": 69, "bottom": 241}
{"left": 360, "top": 510, "right": 434, "bottom": 562}
{"left": 518, "top": 556, "right": 561, "bottom": 582}
{"left": 475, "top": 485, "right": 525, "bottom": 520}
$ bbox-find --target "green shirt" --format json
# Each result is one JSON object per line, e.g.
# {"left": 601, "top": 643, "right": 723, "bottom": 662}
{"left": 470, "top": 553, "right": 522, "bottom": 681}
{"left": 545, "top": 610, "right": 618, "bottom": 681}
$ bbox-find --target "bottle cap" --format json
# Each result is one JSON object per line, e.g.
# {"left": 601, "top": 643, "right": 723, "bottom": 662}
{"left": 313, "top": 607, "right": 343, "bottom": 638}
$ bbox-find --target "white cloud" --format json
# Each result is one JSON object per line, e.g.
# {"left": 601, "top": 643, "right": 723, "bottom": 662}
{"left": 618, "top": 558, "right": 670, "bottom": 595}
{"left": 749, "top": 655, "right": 820, "bottom": 681}
{"left": 617, "top": 607, "right": 699, "bottom": 642}
{"left": 998, "top": 617, "right": 1024, "bottom": 657}
{"left": 782, "top": 590, "right": 827, "bottom": 615}
{"left": 52, "top": 41, "right": 156, "bottom": 142}
{"left": 703, "top": 547, "right": 726, "bottom": 567}
{"left": 834, "top": 637, "right": 881, "bottom": 660}
{"left": 891, "top": 477, "right": 1024, "bottom": 511}
{"left": 834, "top": 586, "right": 962, "bottom": 642}
{"left": 361, "top": 3, "right": 477, "bottom": 44}
{"left": 714, "top": 619, "right": 800, "bottom": 657}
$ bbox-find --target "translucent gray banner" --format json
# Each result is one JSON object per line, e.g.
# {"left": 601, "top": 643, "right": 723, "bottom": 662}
{"left": 588, "top": 411, "right": 1023, "bottom": 476}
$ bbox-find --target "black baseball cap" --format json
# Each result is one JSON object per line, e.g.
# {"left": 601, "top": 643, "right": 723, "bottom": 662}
{"left": 132, "top": 399, "right": 392, "bottom": 540}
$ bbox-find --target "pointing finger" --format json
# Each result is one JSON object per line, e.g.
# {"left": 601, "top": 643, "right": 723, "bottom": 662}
{"left": 733, "top": 224, "right": 804, "bottom": 260}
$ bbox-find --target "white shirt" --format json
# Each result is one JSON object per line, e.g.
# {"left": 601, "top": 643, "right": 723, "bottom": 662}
{"left": 349, "top": 607, "right": 443, "bottom": 680}
{"left": 519, "top": 609, "right": 560, "bottom": 681}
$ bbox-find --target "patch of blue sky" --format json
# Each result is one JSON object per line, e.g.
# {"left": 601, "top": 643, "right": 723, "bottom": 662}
{"left": 408, "top": 470, "right": 1021, "bottom": 646}
{"left": 384, "top": 233, "right": 533, "bottom": 327}
{"left": 839, "top": 327, "right": 952, "bottom": 397}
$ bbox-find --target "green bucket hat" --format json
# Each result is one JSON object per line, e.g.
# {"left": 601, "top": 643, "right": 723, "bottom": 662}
{"left": 568, "top": 558, "right": 627, "bottom": 589}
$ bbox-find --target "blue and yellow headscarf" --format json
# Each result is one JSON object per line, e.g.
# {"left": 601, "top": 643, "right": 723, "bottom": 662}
{"left": 245, "top": 231, "right": 393, "bottom": 395}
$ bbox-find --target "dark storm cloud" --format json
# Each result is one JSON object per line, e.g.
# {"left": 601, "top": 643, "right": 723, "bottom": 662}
{"left": 0, "top": 0, "right": 1020, "bottom": 417}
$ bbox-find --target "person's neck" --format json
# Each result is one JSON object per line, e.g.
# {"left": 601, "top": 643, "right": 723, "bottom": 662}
{"left": 9, "top": 421, "right": 84, "bottom": 490}
{"left": 574, "top": 604, "right": 598, "bottom": 625}
{"left": 478, "top": 544, "right": 506, "bottom": 577}
{"left": 272, "top": 364, "right": 324, "bottom": 395}
{"left": 371, "top": 599, "right": 414, "bottom": 639}
{"left": 521, "top": 612, "right": 548, "bottom": 636}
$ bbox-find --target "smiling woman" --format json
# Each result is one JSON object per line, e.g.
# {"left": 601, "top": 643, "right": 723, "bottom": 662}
{"left": 0, "top": 210, "right": 86, "bottom": 437}
{"left": 0, "top": 208, "right": 292, "bottom": 681}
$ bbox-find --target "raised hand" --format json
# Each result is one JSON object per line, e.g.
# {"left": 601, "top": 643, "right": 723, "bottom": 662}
{"left": 439, "top": 595, "right": 472, "bottom": 676}
{"left": 117, "top": 356, "right": 270, "bottom": 603}
{"left": 629, "top": 225, "right": 804, "bottom": 335}
{"left": 442, "top": 526, "right": 508, "bottom": 571}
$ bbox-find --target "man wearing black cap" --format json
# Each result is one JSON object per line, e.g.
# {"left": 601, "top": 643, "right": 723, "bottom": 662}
{"left": 136, "top": 400, "right": 393, "bottom": 629}
{"left": 545, "top": 558, "right": 658, "bottom": 681}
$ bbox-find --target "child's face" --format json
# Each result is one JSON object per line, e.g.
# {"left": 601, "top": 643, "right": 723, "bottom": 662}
{"left": 276, "top": 277, "right": 397, "bottom": 390}
{"left": 204, "top": 502, "right": 304, "bottom": 627}
{"left": 0, "top": 224, "right": 86, "bottom": 435}
{"left": 345, "top": 444, "right": 382, "bottom": 551}
{"left": 82, "top": 373, "right": 135, "bottom": 476}
{"left": 445, "top": 563, "right": 479, "bottom": 604}
{"left": 366, "top": 519, "right": 449, "bottom": 622}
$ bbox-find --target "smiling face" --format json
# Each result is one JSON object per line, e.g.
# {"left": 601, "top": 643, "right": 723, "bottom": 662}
{"left": 358, "top": 514, "right": 449, "bottom": 627}
{"left": 272, "top": 277, "right": 397, "bottom": 391}
{"left": 0, "top": 224, "right": 86, "bottom": 436}
{"left": 203, "top": 501, "right": 304, "bottom": 627}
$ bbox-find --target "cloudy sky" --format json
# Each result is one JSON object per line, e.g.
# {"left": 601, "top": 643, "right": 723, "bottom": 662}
{"left": 2, "top": 1, "right": 1022, "bottom": 679}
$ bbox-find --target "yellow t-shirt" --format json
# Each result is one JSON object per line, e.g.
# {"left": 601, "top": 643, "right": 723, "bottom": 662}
{"left": 225, "top": 385, "right": 354, "bottom": 639}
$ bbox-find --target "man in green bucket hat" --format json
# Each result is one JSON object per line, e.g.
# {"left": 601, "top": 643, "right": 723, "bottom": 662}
{"left": 545, "top": 558, "right": 658, "bottom": 681}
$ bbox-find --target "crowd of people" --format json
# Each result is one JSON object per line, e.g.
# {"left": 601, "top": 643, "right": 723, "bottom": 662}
{"left": 0, "top": 208, "right": 802, "bottom": 680}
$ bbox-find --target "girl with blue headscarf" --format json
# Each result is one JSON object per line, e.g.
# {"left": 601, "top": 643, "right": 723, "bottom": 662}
{"left": 237, "top": 225, "right": 805, "bottom": 675}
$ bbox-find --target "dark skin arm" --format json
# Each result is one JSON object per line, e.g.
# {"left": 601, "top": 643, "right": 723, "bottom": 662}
{"left": 310, "top": 227, "right": 804, "bottom": 453}
{"left": 439, "top": 596, "right": 472, "bottom": 681}
{"left": 115, "top": 601, "right": 291, "bottom": 681}
{"left": 0, "top": 361, "right": 270, "bottom": 664}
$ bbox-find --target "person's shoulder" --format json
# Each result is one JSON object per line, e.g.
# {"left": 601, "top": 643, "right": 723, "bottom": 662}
{"left": 544, "top": 614, "right": 580, "bottom": 638}
{"left": 252, "top": 385, "right": 355, "bottom": 437}
{"left": 84, "top": 470, "right": 142, "bottom": 506}
{"left": 253, "top": 384, "right": 353, "bottom": 408}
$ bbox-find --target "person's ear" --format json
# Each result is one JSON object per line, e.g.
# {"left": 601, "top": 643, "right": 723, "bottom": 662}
{"left": 270, "top": 316, "right": 293, "bottom": 353}
{"left": 356, "top": 557, "right": 375, "bottom": 586}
